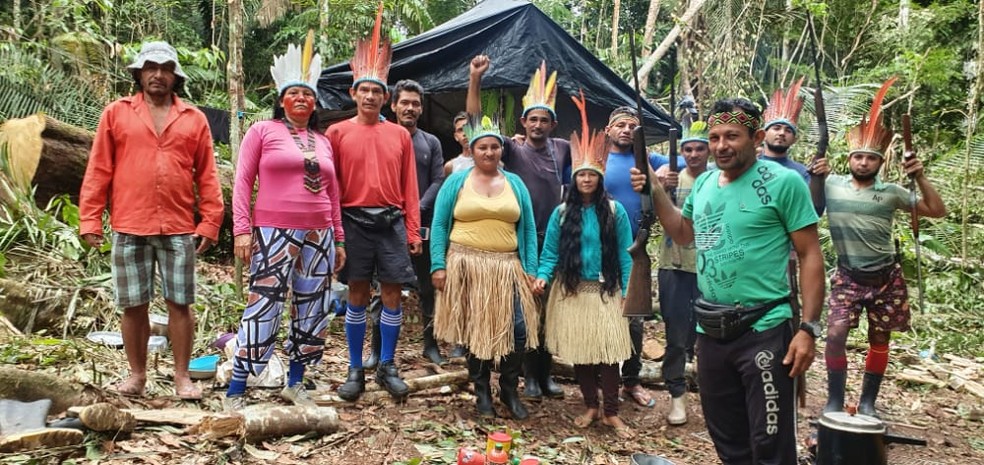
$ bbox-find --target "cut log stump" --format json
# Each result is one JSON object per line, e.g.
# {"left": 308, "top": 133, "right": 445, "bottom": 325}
{"left": 0, "top": 428, "right": 83, "bottom": 453}
{"left": 191, "top": 405, "right": 340, "bottom": 442}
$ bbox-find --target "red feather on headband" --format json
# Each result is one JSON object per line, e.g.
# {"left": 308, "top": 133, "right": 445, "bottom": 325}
{"left": 570, "top": 90, "right": 608, "bottom": 175}
{"left": 847, "top": 77, "right": 897, "bottom": 156}
{"left": 762, "top": 77, "right": 805, "bottom": 127}
{"left": 350, "top": 2, "right": 391, "bottom": 87}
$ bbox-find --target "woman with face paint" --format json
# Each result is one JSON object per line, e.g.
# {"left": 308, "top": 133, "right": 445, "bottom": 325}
{"left": 225, "top": 33, "right": 345, "bottom": 411}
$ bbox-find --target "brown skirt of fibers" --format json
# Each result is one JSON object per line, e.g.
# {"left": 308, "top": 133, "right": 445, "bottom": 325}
{"left": 545, "top": 281, "right": 632, "bottom": 365}
{"left": 434, "top": 243, "right": 540, "bottom": 361}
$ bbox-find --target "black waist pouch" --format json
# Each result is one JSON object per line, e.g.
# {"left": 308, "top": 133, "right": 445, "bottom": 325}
{"left": 343, "top": 206, "right": 404, "bottom": 231}
{"left": 694, "top": 296, "right": 788, "bottom": 341}
{"left": 840, "top": 265, "right": 894, "bottom": 288}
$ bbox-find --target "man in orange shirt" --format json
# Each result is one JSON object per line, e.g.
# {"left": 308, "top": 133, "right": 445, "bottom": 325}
{"left": 79, "top": 41, "right": 224, "bottom": 400}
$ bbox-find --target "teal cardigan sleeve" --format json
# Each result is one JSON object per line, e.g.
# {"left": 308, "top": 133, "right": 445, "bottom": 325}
{"left": 505, "top": 172, "right": 539, "bottom": 275}
{"left": 614, "top": 201, "right": 634, "bottom": 295}
{"left": 429, "top": 168, "right": 470, "bottom": 273}
{"left": 536, "top": 206, "right": 563, "bottom": 282}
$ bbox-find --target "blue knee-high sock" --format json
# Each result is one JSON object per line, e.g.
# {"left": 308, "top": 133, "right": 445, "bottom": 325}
{"left": 345, "top": 304, "right": 367, "bottom": 368}
{"left": 379, "top": 305, "right": 403, "bottom": 364}
{"left": 288, "top": 360, "right": 305, "bottom": 387}
{"left": 227, "top": 363, "right": 249, "bottom": 397}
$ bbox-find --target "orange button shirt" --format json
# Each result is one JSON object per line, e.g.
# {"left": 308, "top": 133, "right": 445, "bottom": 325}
{"left": 79, "top": 92, "right": 224, "bottom": 240}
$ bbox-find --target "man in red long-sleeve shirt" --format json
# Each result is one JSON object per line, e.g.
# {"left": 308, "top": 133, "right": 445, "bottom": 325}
{"left": 328, "top": 76, "right": 421, "bottom": 402}
{"left": 79, "top": 41, "right": 224, "bottom": 400}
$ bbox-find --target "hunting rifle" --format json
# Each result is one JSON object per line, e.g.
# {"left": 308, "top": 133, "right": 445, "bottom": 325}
{"left": 623, "top": 32, "right": 657, "bottom": 318}
{"left": 902, "top": 114, "right": 925, "bottom": 314}
{"left": 668, "top": 46, "right": 679, "bottom": 204}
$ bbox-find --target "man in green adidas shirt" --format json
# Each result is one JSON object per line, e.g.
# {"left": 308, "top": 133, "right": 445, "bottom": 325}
{"left": 631, "top": 98, "right": 824, "bottom": 464}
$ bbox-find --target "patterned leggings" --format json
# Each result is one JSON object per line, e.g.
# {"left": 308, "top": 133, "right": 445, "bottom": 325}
{"left": 232, "top": 227, "right": 335, "bottom": 377}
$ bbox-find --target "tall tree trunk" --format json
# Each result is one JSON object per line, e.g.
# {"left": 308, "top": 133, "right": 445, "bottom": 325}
{"left": 12, "top": 0, "right": 20, "bottom": 31}
{"left": 899, "top": 0, "right": 910, "bottom": 32}
{"left": 611, "top": 0, "right": 621, "bottom": 58}
{"left": 595, "top": 0, "right": 608, "bottom": 52}
{"left": 319, "top": 0, "right": 331, "bottom": 58}
{"left": 579, "top": 0, "right": 588, "bottom": 43}
{"left": 639, "top": 0, "right": 662, "bottom": 91}
{"left": 229, "top": 0, "right": 246, "bottom": 298}
{"left": 962, "top": 0, "right": 984, "bottom": 263}
{"left": 635, "top": 0, "right": 707, "bottom": 89}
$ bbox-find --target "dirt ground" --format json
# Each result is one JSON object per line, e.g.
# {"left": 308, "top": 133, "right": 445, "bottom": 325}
{"left": 4, "top": 264, "right": 983, "bottom": 464}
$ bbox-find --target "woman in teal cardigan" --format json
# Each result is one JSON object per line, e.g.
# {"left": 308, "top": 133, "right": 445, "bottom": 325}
{"left": 429, "top": 115, "right": 539, "bottom": 420}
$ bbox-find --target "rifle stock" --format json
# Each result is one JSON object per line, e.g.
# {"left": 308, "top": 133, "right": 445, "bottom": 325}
{"left": 624, "top": 126, "right": 656, "bottom": 317}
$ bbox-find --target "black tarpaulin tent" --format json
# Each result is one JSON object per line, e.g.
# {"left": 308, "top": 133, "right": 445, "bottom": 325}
{"left": 317, "top": 0, "right": 676, "bottom": 157}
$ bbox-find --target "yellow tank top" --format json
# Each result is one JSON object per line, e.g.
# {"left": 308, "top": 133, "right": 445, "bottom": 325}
{"left": 449, "top": 175, "right": 521, "bottom": 252}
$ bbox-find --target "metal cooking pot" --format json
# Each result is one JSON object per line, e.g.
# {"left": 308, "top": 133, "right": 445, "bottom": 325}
{"left": 629, "top": 453, "right": 675, "bottom": 465}
{"left": 816, "top": 412, "right": 887, "bottom": 465}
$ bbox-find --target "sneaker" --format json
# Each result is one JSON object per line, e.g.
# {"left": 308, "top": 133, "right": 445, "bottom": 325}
{"left": 281, "top": 383, "right": 317, "bottom": 408}
{"left": 667, "top": 393, "right": 688, "bottom": 425}
{"left": 223, "top": 395, "right": 246, "bottom": 412}
{"left": 375, "top": 361, "right": 410, "bottom": 399}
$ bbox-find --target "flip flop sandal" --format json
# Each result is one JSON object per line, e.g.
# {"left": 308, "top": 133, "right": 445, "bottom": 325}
{"left": 175, "top": 384, "right": 203, "bottom": 401}
{"left": 573, "top": 411, "right": 598, "bottom": 428}
{"left": 622, "top": 386, "right": 655, "bottom": 408}
{"left": 115, "top": 379, "right": 145, "bottom": 398}
{"left": 602, "top": 416, "right": 635, "bottom": 439}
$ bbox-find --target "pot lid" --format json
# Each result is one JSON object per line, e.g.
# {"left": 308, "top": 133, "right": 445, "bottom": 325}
{"left": 819, "top": 411, "right": 886, "bottom": 434}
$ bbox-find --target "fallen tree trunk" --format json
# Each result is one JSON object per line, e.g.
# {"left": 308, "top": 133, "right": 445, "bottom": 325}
{"left": 191, "top": 405, "right": 339, "bottom": 442}
{"left": 0, "top": 428, "right": 83, "bottom": 453}
{"left": 0, "top": 367, "right": 93, "bottom": 414}
{"left": 0, "top": 278, "right": 74, "bottom": 334}
{"left": 553, "top": 359, "right": 696, "bottom": 385}
{"left": 68, "top": 406, "right": 209, "bottom": 427}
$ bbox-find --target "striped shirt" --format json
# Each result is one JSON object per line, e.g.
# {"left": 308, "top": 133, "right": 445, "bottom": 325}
{"left": 825, "top": 174, "right": 912, "bottom": 270}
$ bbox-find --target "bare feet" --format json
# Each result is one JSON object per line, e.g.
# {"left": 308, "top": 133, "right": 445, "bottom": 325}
{"left": 174, "top": 374, "right": 202, "bottom": 400}
{"left": 601, "top": 415, "right": 635, "bottom": 439}
{"left": 116, "top": 375, "right": 146, "bottom": 398}
{"left": 573, "top": 407, "right": 600, "bottom": 428}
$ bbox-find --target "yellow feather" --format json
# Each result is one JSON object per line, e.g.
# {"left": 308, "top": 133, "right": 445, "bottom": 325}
{"left": 301, "top": 30, "right": 315, "bottom": 81}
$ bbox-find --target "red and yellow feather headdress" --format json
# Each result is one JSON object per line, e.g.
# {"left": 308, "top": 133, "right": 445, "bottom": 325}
{"left": 847, "top": 77, "right": 897, "bottom": 158}
{"left": 350, "top": 2, "right": 391, "bottom": 89}
{"left": 522, "top": 61, "right": 558, "bottom": 120}
{"left": 762, "top": 77, "right": 805, "bottom": 134}
{"left": 570, "top": 90, "right": 608, "bottom": 176}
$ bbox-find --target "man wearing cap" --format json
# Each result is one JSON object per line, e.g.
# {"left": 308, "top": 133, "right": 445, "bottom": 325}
{"left": 631, "top": 98, "right": 824, "bottom": 464}
{"left": 601, "top": 106, "right": 684, "bottom": 410}
{"left": 649, "top": 121, "right": 710, "bottom": 425}
{"left": 79, "top": 41, "right": 224, "bottom": 400}
{"left": 467, "top": 54, "right": 570, "bottom": 400}
{"left": 330, "top": 4, "right": 421, "bottom": 401}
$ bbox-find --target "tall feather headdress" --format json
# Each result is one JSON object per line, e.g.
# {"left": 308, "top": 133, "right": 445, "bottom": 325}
{"left": 762, "top": 77, "right": 805, "bottom": 134}
{"left": 350, "top": 2, "right": 392, "bottom": 89}
{"left": 570, "top": 90, "right": 608, "bottom": 176}
{"left": 270, "top": 30, "right": 322, "bottom": 96}
{"left": 522, "top": 61, "right": 558, "bottom": 120}
{"left": 846, "top": 77, "right": 897, "bottom": 158}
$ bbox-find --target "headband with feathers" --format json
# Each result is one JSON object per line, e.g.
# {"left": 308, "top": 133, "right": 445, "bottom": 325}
{"left": 270, "top": 30, "right": 322, "bottom": 97}
{"left": 762, "top": 77, "right": 805, "bottom": 134}
{"left": 351, "top": 2, "right": 391, "bottom": 89}
{"left": 847, "top": 77, "right": 897, "bottom": 158}
{"left": 464, "top": 114, "right": 503, "bottom": 147}
{"left": 570, "top": 90, "right": 608, "bottom": 176}
{"left": 522, "top": 61, "right": 558, "bottom": 120}
{"left": 681, "top": 121, "right": 709, "bottom": 146}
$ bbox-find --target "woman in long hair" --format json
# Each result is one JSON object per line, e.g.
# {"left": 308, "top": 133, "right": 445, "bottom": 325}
{"left": 430, "top": 114, "right": 540, "bottom": 420}
{"left": 225, "top": 33, "right": 344, "bottom": 411}
{"left": 533, "top": 92, "right": 634, "bottom": 438}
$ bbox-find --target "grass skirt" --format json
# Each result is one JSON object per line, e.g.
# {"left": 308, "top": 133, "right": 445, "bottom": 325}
{"left": 434, "top": 243, "right": 540, "bottom": 360}
{"left": 545, "top": 281, "right": 632, "bottom": 365}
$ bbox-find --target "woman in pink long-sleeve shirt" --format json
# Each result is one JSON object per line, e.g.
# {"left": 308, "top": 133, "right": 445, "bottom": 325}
{"left": 225, "top": 82, "right": 345, "bottom": 411}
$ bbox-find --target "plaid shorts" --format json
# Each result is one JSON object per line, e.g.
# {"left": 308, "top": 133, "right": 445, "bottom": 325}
{"left": 111, "top": 233, "right": 196, "bottom": 308}
{"left": 827, "top": 263, "right": 910, "bottom": 334}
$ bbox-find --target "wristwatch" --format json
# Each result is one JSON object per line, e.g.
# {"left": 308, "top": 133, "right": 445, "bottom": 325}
{"left": 799, "top": 321, "right": 822, "bottom": 339}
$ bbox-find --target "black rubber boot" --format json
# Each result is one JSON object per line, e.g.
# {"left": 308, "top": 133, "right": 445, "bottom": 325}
{"left": 499, "top": 352, "right": 529, "bottom": 420}
{"left": 824, "top": 370, "right": 847, "bottom": 413}
{"left": 858, "top": 372, "right": 883, "bottom": 417}
{"left": 363, "top": 322, "right": 381, "bottom": 369}
{"left": 337, "top": 367, "right": 365, "bottom": 401}
{"left": 467, "top": 354, "right": 495, "bottom": 418}
{"left": 522, "top": 351, "right": 543, "bottom": 400}
{"left": 376, "top": 361, "right": 410, "bottom": 399}
{"left": 449, "top": 345, "right": 468, "bottom": 359}
{"left": 421, "top": 317, "right": 446, "bottom": 365}
{"left": 538, "top": 352, "right": 564, "bottom": 399}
